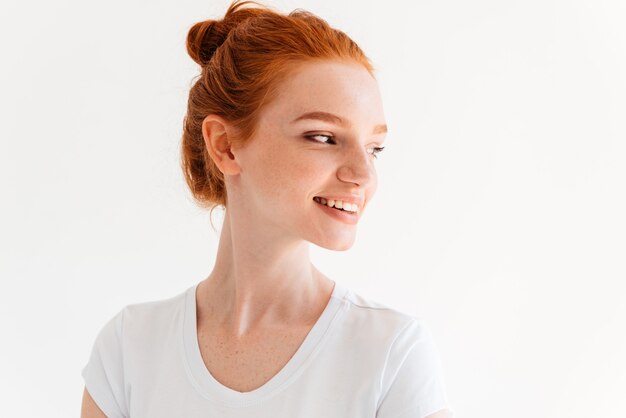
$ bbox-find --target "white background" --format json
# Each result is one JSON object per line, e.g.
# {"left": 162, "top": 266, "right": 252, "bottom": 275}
{"left": 1, "top": 0, "right": 625, "bottom": 416}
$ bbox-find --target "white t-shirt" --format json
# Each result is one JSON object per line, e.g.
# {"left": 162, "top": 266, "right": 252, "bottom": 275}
{"left": 81, "top": 280, "right": 453, "bottom": 417}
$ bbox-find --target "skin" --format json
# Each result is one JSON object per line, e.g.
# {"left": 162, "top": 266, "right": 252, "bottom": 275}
{"left": 198, "top": 59, "right": 387, "bottom": 337}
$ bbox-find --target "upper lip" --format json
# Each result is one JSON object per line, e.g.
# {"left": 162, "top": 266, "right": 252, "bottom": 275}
{"left": 314, "top": 194, "right": 364, "bottom": 208}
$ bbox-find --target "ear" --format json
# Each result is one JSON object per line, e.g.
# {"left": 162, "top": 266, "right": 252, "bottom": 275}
{"left": 201, "top": 114, "right": 241, "bottom": 176}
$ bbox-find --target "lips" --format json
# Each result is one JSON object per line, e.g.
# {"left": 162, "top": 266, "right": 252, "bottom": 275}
{"left": 313, "top": 198, "right": 359, "bottom": 225}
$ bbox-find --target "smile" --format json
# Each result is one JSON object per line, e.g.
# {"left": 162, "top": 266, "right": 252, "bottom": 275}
{"left": 313, "top": 198, "right": 359, "bottom": 225}
{"left": 313, "top": 196, "right": 358, "bottom": 213}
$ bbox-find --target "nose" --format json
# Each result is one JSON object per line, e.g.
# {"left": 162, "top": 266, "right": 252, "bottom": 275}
{"left": 336, "top": 144, "right": 375, "bottom": 188}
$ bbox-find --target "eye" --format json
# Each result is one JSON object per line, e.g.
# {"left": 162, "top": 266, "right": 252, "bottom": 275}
{"left": 304, "top": 134, "right": 385, "bottom": 159}
{"left": 304, "top": 134, "right": 335, "bottom": 144}
{"left": 369, "top": 146, "right": 386, "bottom": 159}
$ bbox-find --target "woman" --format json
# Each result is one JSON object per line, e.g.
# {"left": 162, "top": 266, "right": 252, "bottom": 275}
{"left": 80, "top": 1, "right": 453, "bottom": 417}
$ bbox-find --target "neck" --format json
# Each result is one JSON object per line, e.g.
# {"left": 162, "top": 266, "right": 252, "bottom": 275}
{"left": 198, "top": 207, "right": 333, "bottom": 338}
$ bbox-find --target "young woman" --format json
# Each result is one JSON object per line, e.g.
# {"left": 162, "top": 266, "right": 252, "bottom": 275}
{"left": 81, "top": 1, "right": 453, "bottom": 417}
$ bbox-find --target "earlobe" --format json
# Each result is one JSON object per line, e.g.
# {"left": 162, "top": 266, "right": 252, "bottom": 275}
{"left": 201, "top": 115, "right": 240, "bottom": 175}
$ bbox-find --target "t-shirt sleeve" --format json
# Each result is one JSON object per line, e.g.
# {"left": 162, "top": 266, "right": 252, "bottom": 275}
{"left": 81, "top": 308, "right": 129, "bottom": 418}
{"left": 376, "top": 318, "right": 454, "bottom": 418}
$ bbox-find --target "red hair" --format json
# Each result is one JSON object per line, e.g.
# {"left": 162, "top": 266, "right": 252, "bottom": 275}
{"left": 181, "top": 0, "right": 375, "bottom": 218}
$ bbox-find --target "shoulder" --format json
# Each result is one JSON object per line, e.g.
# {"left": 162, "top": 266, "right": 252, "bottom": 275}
{"left": 339, "top": 290, "right": 452, "bottom": 417}
{"left": 118, "top": 286, "right": 189, "bottom": 343}
{"left": 337, "top": 285, "right": 433, "bottom": 351}
{"left": 122, "top": 287, "right": 187, "bottom": 321}
{"left": 341, "top": 286, "right": 427, "bottom": 330}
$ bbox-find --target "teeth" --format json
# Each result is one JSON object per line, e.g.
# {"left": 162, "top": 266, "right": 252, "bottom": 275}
{"left": 314, "top": 197, "right": 358, "bottom": 213}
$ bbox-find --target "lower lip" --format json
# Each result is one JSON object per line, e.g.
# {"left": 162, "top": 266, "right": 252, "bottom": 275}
{"left": 313, "top": 199, "right": 359, "bottom": 225}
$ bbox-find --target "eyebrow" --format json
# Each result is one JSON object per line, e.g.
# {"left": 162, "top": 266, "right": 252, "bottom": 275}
{"left": 291, "top": 111, "right": 388, "bottom": 134}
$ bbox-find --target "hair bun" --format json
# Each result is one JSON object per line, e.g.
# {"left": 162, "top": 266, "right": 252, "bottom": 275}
{"left": 186, "top": 1, "right": 273, "bottom": 66}
{"left": 186, "top": 19, "right": 231, "bottom": 66}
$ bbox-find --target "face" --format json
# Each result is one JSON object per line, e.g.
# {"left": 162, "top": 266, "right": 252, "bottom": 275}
{"left": 227, "top": 60, "right": 387, "bottom": 251}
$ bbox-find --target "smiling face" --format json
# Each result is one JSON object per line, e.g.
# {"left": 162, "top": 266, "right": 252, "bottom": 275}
{"left": 227, "top": 59, "right": 388, "bottom": 251}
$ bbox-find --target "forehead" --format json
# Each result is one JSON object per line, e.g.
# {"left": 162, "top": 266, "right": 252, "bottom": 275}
{"left": 264, "top": 60, "right": 385, "bottom": 126}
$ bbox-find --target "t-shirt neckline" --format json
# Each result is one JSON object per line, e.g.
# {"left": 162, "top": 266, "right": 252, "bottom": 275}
{"left": 181, "top": 279, "right": 349, "bottom": 407}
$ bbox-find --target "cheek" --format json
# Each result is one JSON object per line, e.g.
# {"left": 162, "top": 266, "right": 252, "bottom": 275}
{"left": 253, "top": 141, "right": 320, "bottom": 199}
{"left": 280, "top": 159, "right": 323, "bottom": 200}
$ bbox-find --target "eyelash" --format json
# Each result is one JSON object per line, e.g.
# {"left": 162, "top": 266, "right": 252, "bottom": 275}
{"left": 304, "top": 134, "right": 386, "bottom": 159}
